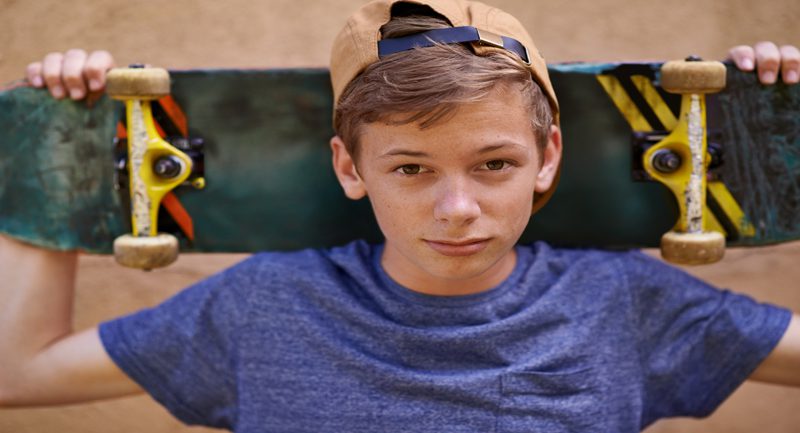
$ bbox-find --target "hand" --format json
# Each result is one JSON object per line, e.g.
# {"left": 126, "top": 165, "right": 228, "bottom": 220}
{"left": 729, "top": 42, "right": 800, "bottom": 85}
{"left": 26, "top": 49, "right": 115, "bottom": 100}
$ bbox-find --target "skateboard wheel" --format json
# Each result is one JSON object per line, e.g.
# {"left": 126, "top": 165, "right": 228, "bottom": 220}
{"left": 661, "top": 60, "right": 726, "bottom": 94}
{"left": 113, "top": 233, "right": 179, "bottom": 270}
{"left": 106, "top": 67, "right": 170, "bottom": 100}
{"left": 660, "top": 231, "right": 725, "bottom": 265}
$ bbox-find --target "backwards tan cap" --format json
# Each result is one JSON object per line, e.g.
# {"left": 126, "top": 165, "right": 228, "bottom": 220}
{"left": 330, "top": 0, "right": 561, "bottom": 213}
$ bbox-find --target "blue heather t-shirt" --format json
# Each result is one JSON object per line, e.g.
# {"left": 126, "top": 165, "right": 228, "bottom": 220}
{"left": 99, "top": 241, "right": 791, "bottom": 432}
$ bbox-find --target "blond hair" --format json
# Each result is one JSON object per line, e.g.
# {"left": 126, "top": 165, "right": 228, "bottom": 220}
{"left": 334, "top": 8, "right": 553, "bottom": 161}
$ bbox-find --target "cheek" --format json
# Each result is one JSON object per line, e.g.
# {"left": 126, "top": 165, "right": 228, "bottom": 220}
{"left": 485, "top": 172, "right": 537, "bottom": 215}
{"left": 366, "top": 184, "right": 425, "bottom": 235}
{"left": 498, "top": 193, "right": 535, "bottom": 229}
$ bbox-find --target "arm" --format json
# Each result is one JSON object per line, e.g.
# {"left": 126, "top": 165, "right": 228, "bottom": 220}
{"left": 0, "top": 235, "right": 143, "bottom": 406}
{"left": 727, "top": 42, "right": 800, "bottom": 386}
{"left": 749, "top": 313, "right": 800, "bottom": 387}
{"left": 0, "top": 49, "right": 143, "bottom": 406}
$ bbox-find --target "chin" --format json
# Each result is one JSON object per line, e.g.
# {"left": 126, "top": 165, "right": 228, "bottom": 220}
{"left": 421, "top": 247, "right": 509, "bottom": 280}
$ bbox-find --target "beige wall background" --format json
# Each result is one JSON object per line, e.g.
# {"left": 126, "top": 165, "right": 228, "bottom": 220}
{"left": 0, "top": 0, "right": 798, "bottom": 432}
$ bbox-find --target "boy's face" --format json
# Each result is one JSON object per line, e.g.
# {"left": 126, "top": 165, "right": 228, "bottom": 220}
{"left": 331, "top": 85, "right": 561, "bottom": 295}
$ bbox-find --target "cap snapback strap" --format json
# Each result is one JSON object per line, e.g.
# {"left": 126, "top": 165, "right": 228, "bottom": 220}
{"left": 378, "top": 26, "right": 531, "bottom": 65}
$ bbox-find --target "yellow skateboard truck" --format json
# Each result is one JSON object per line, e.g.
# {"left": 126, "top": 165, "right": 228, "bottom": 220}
{"left": 106, "top": 65, "right": 193, "bottom": 270}
{"left": 644, "top": 58, "right": 727, "bottom": 265}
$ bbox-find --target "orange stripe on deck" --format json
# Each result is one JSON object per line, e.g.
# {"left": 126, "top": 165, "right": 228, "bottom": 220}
{"left": 157, "top": 95, "right": 189, "bottom": 137}
{"left": 154, "top": 121, "right": 167, "bottom": 139}
{"left": 116, "top": 121, "right": 127, "bottom": 139}
{"left": 162, "top": 192, "right": 195, "bottom": 241}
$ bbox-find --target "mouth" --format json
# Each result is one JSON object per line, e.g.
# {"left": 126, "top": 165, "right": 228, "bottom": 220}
{"left": 424, "top": 238, "right": 490, "bottom": 257}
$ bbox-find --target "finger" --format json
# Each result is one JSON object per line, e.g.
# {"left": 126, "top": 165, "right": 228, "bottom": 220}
{"left": 42, "top": 52, "right": 66, "bottom": 99}
{"left": 728, "top": 45, "right": 755, "bottom": 71}
{"left": 26, "top": 62, "right": 44, "bottom": 87}
{"left": 83, "top": 50, "right": 115, "bottom": 92}
{"left": 62, "top": 49, "right": 88, "bottom": 100}
{"left": 779, "top": 45, "right": 800, "bottom": 84}
{"left": 754, "top": 41, "right": 781, "bottom": 84}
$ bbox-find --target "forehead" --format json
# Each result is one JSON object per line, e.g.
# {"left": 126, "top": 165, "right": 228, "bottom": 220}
{"left": 359, "top": 86, "right": 536, "bottom": 156}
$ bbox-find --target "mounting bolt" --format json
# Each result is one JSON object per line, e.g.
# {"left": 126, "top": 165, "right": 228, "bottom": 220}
{"left": 652, "top": 149, "right": 682, "bottom": 173}
{"left": 708, "top": 142, "right": 723, "bottom": 169}
{"left": 153, "top": 155, "right": 183, "bottom": 179}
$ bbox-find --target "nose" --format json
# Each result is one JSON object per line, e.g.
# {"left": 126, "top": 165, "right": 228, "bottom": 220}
{"left": 433, "top": 177, "right": 481, "bottom": 225}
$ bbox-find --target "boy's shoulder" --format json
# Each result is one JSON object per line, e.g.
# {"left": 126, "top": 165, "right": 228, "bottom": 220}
{"left": 518, "top": 241, "right": 658, "bottom": 278}
{"left": 242, "top": 239, "right": 378, "bottom": 278}
{"left": 219, "top": 240, "right": 380, "bottom": 300}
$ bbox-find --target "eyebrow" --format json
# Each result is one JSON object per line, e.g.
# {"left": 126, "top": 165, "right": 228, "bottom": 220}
{"left": 380, "top": 149, "right": 431, "bottom": 158}
{"left": 476, "top": 143, "right": 526, "bottom": 154}
{"left": 379, "top": 142, "right": 526, "bottom": 159}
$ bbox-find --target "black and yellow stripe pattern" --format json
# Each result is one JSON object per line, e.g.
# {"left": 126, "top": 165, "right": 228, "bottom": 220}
{"left": 597, "top": 68, "right": 755, "bottom": 239}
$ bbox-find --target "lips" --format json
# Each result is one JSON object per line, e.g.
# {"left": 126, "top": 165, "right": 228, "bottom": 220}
{"left": 424, "top": 238, "right": 490, "bottom": 256}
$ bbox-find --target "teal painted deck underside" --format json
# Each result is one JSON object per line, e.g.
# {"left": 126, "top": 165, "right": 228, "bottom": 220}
{"left": 1, "top": 63, "right": 798, "bottom": 253}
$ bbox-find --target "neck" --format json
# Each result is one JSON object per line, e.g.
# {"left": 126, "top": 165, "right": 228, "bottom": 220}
{"left": 381, "top": 245, "right": 517, "bottom": 296}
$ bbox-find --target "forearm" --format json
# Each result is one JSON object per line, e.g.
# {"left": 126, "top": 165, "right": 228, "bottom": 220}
{"left": 0, "top": 234, "right": 78, "bottom": 388}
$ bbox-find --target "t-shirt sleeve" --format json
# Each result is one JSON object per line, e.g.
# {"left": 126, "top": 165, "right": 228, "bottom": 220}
{"left": 98, "top": 256, "right": 256, "bottom": 429}
{"left": 622, "top": 251, "right": 792, "bottom": 426}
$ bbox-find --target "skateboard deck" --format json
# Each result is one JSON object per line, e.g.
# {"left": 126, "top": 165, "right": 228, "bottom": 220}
{"left": 1, "top": 62, "right": 799, "bottom": 254}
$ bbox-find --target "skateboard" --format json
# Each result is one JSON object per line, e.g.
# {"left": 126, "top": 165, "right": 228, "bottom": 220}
{"left": 1, "top": 62, "right": 798, "bottom": 266}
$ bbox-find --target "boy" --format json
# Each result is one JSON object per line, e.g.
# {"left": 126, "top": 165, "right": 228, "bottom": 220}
{"left": 2, "top": 0, "right": 799, "bottom": 431}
